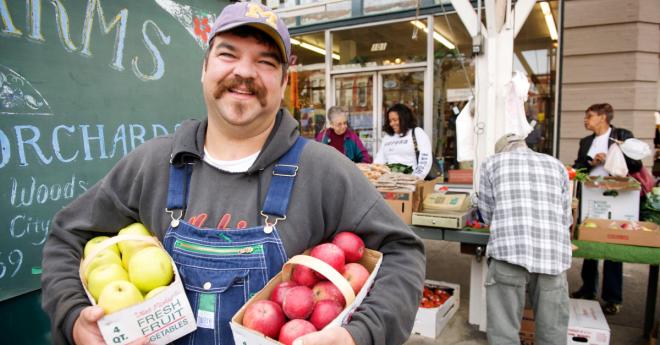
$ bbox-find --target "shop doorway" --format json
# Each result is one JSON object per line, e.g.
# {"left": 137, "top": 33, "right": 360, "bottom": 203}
{"left": 332, "top": 68, "right": 425, "bottom": 157}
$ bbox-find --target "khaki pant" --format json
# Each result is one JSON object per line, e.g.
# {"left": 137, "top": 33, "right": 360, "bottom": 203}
{"left": 485, "top": 259, "right": 569, "bottom": 345}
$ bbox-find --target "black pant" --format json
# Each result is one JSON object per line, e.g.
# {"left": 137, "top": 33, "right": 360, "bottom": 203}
{"left": 579, "top": 259, "right": 623, "bottom": 304}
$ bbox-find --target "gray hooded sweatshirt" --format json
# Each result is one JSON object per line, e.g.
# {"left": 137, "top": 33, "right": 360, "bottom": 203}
{"left": 41, "top": 110, "right": 426, "bottom": 345}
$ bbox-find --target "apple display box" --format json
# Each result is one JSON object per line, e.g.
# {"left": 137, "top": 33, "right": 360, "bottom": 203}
{"left": 79, "top": 234, "right": 197, "bottom": 345}
{"left": 567, "top": 299, "right": 610, "bottom": 345}
{"left": 379, "top": 178, "right": 441, "bottom": 224}
{"left": 411, "top": 280, "right": 460, "bottom": 338}
{"left": 230, "top": 248, "right": 383, "bottom": 345}
{"left": 578, "top": 218, "right": 660, "bottom": 248}
{"left": 580, "top": 177, "right": 640, "bottom": 222}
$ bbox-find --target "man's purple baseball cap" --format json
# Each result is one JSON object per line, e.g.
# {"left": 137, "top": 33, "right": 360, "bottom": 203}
{"left": 209, "top": 2, "right": 291, "bottom": 64}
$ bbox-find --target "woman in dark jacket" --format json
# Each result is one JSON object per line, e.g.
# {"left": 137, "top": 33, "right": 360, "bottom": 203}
{"left": 571, "top": 103, "right": 642, "bottom": 315}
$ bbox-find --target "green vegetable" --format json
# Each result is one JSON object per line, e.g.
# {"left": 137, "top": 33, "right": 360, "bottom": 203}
{"left": 641, "top": 193, "right": 660, "bottom": 224}
{"left": 386, "top": 163, "right": 413, "bottom": 174}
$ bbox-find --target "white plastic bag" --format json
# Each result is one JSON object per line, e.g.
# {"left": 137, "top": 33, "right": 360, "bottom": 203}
{"left": 604, "top": 144, "right": 628, "bottom": 177}
{"left": 618, "top": 138, "right": 652, "bottom": 160}
{"left": 504, "top": 71, "right": 533, "bottom": 138}
{"left": 456, "top": 99, "right": 475, "bottom": 162}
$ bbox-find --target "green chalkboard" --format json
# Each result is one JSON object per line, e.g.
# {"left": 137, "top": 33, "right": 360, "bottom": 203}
{"left": 0, "top": 0, "right": 227, "bottom": 302}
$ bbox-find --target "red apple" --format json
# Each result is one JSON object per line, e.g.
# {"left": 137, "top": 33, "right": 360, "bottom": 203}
{"left": 332, "top": 232, "right": 365, "bottom": 263}
{"left": 312, "top": 281, "right": 345, "bottom": 307}
{"left": 278, "top": 319, "right": 317, "bottom": 345}
{"left": 242, "top": 300, "right": 286, "bottom": 339}
{"left": 310, "top": 243, "right": 345, "bottom": 278}
{"left": 309, "top": 300, "right": 343, "bottom": 330}
{"left": 342, "top": 263, "right": 370, "bottom": 294}
{"left": 291, "top": 265, "right": 320, "bottom": 287}
{"left": 282, "top": 286, "right": 315, "bottom": 320}
{"left": 270, "top": 281, "right": 298, "bottom": 306}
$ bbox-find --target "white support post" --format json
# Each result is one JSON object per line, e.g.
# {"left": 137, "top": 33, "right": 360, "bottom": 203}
{"left": 449, "top": 0, "right": 535, "bottom": 332}
{"left": 469, "top": 256, "right": 488, "bottom": 331}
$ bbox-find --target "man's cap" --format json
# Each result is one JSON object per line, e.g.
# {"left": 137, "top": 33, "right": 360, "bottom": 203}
{"left": 495, "top": 133, "right": 525, "bottom": 153}
{"left": 209, "top": 2, "right": 291, "bottom": 64}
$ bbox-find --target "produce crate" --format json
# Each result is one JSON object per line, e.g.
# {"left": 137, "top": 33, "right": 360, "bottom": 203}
{"left": 79, "top": 235, "right": 196, "bottom": 345}
{"left": 411, "top": 280, "right": 460, "bottom": 338}
{"left": 230, "top": 248, "right": 383, "bottom": 345}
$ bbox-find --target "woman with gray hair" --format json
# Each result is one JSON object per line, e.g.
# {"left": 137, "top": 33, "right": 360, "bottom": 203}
{"left": 316, "top": 106, "right": 372, "bottom": 163}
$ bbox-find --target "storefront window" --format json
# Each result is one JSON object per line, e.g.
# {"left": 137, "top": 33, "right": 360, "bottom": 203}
{"left": 513, "top": 0, "right": 559, "bottom": 155}
{"left": 363, "top": 0, "right": 417, "bottom": 15}
{"left": 269, "top": 0, "right": 351, "bottom": 27}
{"left": 284, "top": 32, "right": 328, "bottom": 139}
{"left": 430, "top": 13, "right": 475, "bottom": 171}
{"left": 331, "top": 20, "right": 427, "bottom": 70}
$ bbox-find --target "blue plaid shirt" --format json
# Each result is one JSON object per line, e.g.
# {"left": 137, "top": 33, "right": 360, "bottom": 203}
{"left": 477, "top": 147, "right": 572, "bottom": 275}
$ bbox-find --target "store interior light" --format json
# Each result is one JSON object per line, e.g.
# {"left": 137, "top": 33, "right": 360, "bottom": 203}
{"left": 290, "top": 38, "right": 340, "bottom": 60}
{"left": 540, "top": 2, "right": 558, "bottom": 41}
{"left": 410, "top": 21, "right": 455, "bottom": 50}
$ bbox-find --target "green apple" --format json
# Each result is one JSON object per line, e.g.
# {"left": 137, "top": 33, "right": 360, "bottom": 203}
{"left": 128, "top": 247, "right": 174, "bottom": 294}
{"left": 87, "top": 263, "right": 129, "bottom": 301}
{"left": 97, "top": 280, "right": 144, "bottom": 314}
{"left": 84, "top": 236, "right": 120, "bottom": 258}
{"left": 583, "top": 222, "right": 598, "bottom": 228}
{"left": 117, "top": 223, "right": 155, "bottom": 268}
{"left": 144, "top": 286, "right": 168, "bottom": 300}
{"left": 84, "top": 250, "right": 123, "bottom": 279}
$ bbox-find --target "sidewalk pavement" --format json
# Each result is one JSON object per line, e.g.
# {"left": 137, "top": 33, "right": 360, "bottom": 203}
{"left": 404, "top": 239, "right": 659, "bottom": 345}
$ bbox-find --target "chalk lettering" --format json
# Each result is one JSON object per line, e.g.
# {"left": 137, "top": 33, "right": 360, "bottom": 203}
{"left": 132, "top": 20, "right": 170, "bottom": 81}
{"left": 10, "top": 175, "right": 87, "bottom": 207}
{"left": 0, "top": 0, "right": 22, "bottom": 36}
{"left": 16, "top": 125, "right": 53, "bottom": 166}
{"left": 80, "top": 0, "right": 128, "bottom": 71}
{"left": 9, "top": 214, "right": 49, "bottom": 245}
{"left": 52, "top": 125, "right": 79, "bottom": 163}
{"left": 81, "top": 124, "right": 108, "bottom": 161}
{"left": 129, "top": 124, "right": 146, "bottom": 149}
{"left": 1, "top": 123, "right": 175, "bottom": 168}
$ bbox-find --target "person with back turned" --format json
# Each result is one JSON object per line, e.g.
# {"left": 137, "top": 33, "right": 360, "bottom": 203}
{"left": 478, "top": 134, "right": 572, "bottom": 345}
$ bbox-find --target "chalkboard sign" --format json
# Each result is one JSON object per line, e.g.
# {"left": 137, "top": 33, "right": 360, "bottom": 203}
{"left": 0, "top": 0, "right": 226, "bottom": 302}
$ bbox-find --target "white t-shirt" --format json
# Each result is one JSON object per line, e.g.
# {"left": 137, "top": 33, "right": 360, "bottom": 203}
{"left": 203, "top": 147, "right": 260, "bottom": 173}
{"left": 587, "top": 127, "right": 611, "bottom": 177}
{"left": 374, "top": 128, "right": 433, "bottom": 179}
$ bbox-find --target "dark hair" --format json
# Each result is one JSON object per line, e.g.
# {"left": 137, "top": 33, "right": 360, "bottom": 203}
{"left": 204, "top": 26, "right": 288, "bottom": 77}
{"left": 383, "top": 103, "right": 417, "bottom": 136}
{"left": 586, "top": 103, "right": 614, "bottom": 123}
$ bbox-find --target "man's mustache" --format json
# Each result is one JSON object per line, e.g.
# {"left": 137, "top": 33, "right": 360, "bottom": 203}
{"left": 213, "top": 76, "right": 267, "bottom": 106}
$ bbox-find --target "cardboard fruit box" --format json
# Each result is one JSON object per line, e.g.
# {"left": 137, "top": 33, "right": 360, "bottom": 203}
{"left": 230, "top": 248, "right": 383, "bottom": 345}
{"left": 379, "top": 178, "right": 442, "bottom": 224}
{"left": 580, "top": 176, "right": 640, "bottom": 222}
{"left": 79, "top": 234, "right": 196, "bottom": 345}
{"left": 578, "top": 218, "right": 660, "bottom": 248}
{"left": 411, "top": 280, "right": 460, "bottom": 338}
{"left": 567, "top": 299, "right": 610, "bottom": 345}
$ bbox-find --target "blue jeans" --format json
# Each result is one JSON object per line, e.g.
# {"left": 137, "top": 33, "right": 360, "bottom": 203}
{"left": 579, "top": 259, "right": 623, "bottom": 304}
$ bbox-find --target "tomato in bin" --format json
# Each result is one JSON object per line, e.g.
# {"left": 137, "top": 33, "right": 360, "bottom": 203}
{"left": 420, "top": 284, "right": 453, "bottom": 308}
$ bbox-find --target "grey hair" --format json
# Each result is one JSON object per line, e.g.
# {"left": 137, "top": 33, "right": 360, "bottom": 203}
{"left": 327, "top": 106, "right": 348, "bottom": 123}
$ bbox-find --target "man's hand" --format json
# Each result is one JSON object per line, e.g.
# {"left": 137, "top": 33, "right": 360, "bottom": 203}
{"left": 73, "top": 306, "right": 148, "bottom": 345}
{"left": 292, "top": 326, "right": 356, "bottom": 345}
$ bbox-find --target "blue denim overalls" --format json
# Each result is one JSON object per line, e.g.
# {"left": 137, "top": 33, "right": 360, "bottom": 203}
{"left": 162, "top": 137, "right": 307, "bottom": 345}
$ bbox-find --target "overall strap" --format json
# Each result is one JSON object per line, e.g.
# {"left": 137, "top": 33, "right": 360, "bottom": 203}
{"left": 261, "top": 137, "right": 307, "bottom": 225}
{"left": 166, "top": 163, "right": 193, "bottom": 213}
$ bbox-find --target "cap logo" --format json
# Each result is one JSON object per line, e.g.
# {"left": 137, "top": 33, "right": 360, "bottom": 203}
{"left": 245, "top": 3, "right": 278, "bottom": 29}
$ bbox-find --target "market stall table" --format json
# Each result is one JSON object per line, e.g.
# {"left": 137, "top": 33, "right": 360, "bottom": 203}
{"left": 410, "top": 226, "right": 660, "bottom": 337}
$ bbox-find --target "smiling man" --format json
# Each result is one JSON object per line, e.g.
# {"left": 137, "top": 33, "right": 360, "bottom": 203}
{"left": 40, "top": 3, "right": 425, "bottom": 345}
